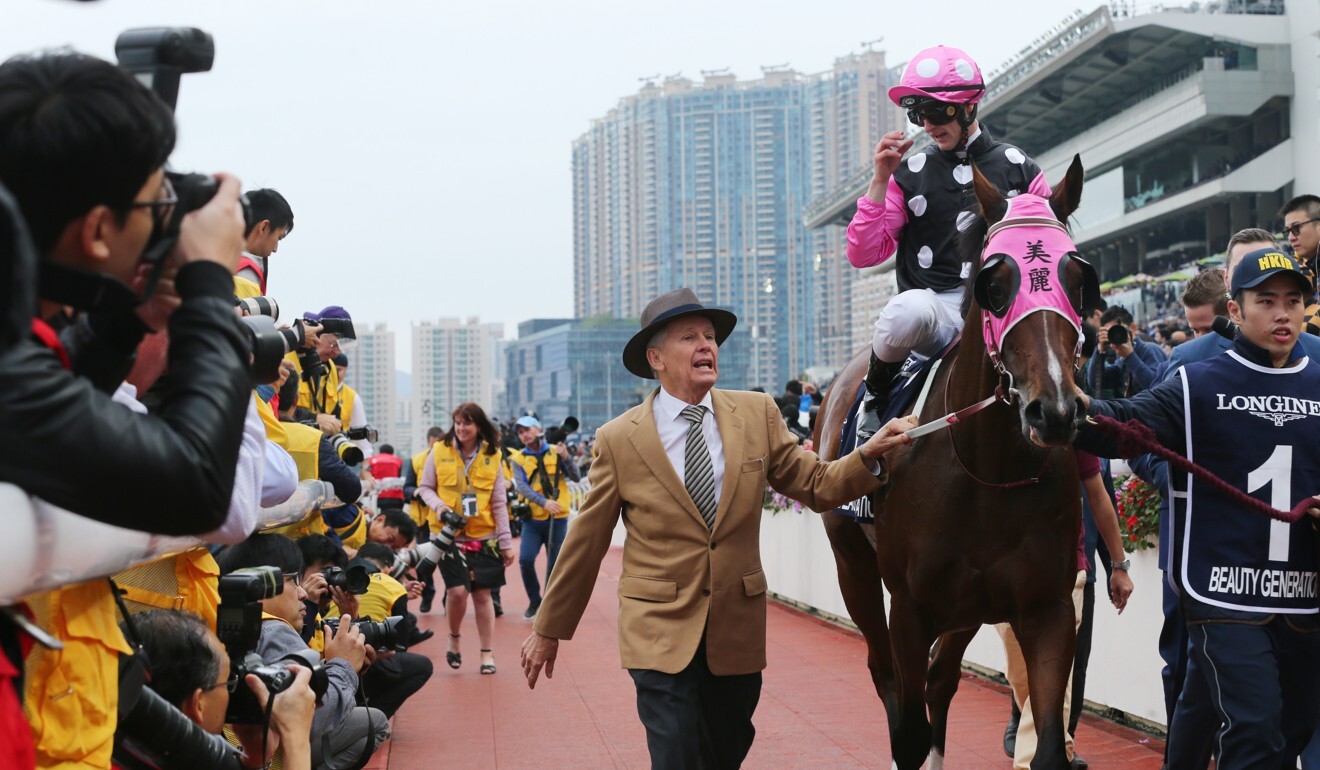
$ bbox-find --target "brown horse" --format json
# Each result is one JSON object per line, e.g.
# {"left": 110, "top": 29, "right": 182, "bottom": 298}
{"left": 815, "top": 157, "right": 1096, "bottom": 770}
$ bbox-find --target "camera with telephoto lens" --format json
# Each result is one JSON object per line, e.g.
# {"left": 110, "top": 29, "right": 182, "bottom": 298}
{"left": 1106, "top": 324, "right": 1129, "bottom": 346}
{"left": 316, "top": 317, "right": 356, "bottom": 340}
{"left": 345, "top": 425, "right": 379, "bottom": 443}
{"left": 391, "top": 508, "right": 469, "bottom": 582}
{"left": 322, "top": 565, "right": 370, "bottom": 595}
{"left": 321, "top": 430, "right": 364, "bottom": 467}
{"left": 216, "top": 567, "right": 329, "bottom": 724}
{"left": 542, "top": 416, "right": 579, "bottom": 446}
{"left": 322, "top": 615, "right": 405, "bottom": 651}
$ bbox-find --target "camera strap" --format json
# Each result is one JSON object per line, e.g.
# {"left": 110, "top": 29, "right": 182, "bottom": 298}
{"left": 532, "top": 450, "right": 560, "bottom": 501}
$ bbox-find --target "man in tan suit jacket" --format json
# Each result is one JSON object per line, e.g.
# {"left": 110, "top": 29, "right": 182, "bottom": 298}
{"left": 520, "top": 289, "right": 914, "bottom": 769}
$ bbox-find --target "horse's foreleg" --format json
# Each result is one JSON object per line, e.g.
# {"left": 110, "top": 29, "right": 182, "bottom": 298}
{"left": 1014, "top": 599, "right": 1077, "bottom": 770}
{"left": 887, "top": 597, "right": 934, "bottom": 770}
{"left": 822, "top": 513, "right": 896, "bottom": 705}
{"left": 924, "top": 629, "right": 976, "bottom": 770}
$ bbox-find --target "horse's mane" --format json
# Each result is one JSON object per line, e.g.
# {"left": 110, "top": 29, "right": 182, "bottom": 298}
{"left": 958, "top": 212, "right": 990, "bottom": 319}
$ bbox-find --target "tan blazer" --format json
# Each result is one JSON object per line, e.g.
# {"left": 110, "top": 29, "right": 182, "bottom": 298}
{"left": 533, "top": 388, "right": 884, "bottom": 675}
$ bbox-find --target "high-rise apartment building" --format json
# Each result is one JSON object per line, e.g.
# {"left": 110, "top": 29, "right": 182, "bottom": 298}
{"left": 343, "top": 323, "right": 396, "bottom": 448}
{"left": 410, "top": 318, "right": 504, "bottom": 450}
{"left": 573, "top": 50, "right": 902, "bottom": 388}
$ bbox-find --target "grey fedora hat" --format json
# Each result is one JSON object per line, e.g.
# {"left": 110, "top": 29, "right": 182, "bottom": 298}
{"left": 621, "top": 288, "right": 738, "bottom": 379}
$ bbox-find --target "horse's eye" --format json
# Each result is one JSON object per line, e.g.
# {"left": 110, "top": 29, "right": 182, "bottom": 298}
{"left": 987, "top": 281, "right": 1009, "bottom": 313}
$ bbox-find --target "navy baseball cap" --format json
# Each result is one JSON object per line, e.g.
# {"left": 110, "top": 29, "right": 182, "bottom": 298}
{"left": 515, "top": 416, "right": 541, "bottom": 429}
{"left": 1230, "top": 248, "right": 1313, "bottom": 297}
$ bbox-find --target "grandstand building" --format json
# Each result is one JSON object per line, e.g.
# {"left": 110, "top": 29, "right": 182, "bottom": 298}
{"left": 806, "top": 1, "right": 1319, "bottom": 308}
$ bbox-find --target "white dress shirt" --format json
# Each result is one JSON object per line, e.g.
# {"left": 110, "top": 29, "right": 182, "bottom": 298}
{"left": 653, "top": 387, "right": 724, "bottom": 510}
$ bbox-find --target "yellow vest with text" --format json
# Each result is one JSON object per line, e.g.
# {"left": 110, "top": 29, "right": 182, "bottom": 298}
{"left": 407, "top": 449, "right": 433, "bottom": 529}
{"left": 431, "top": 441, "right": 498, "bottom": 540}
{"left": 266, "top": 420, "right": 327, "bottom": 540}
{"left": 233, "top": 275, "right": 261, "bottom": 300}
{"left": 511, "top": 444, "right": 572, "bottom": 520}
{"left": 24, "top": 580, "right": 134, "bottom": 770}
{"left": 113, "top": 549, "right": 222, "bottom": 629}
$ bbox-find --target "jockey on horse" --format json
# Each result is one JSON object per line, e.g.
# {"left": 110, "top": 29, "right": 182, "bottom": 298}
{"left": 849, "top": 45, "right": 1050, "bottom": 440}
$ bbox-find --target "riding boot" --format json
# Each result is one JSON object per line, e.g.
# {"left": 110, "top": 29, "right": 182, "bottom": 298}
{"left": 856, "top": 353, "right": 905, "bottom": 442}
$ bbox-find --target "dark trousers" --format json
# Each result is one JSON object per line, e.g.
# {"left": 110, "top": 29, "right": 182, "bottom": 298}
{"left": 1175, "top": 615, "right": 1320, "bottom": 769}
{"left": 519, "top": 516, "right": 567, "bottom": 607}
{"left": 362, "top": 650, "right": 434, "bottom": 718}
{"left": 1301, "top": 720, "right": 1320, "bottom": 768}
{"left": 417, "top": 525, "right": 437, "bottom": 606}
{"left": 1162, "top": 576, "right": 1215, "bottom": 769}
{"left": 629, "top": 641, "right": 762, "bottom": 770}
{"left": 1069, "top": 580, "right": 1095, "bottom": 737}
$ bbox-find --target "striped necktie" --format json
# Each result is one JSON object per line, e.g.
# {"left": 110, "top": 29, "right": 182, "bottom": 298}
{"left": 680, "top": 405, "right": 717, "bottom": 530}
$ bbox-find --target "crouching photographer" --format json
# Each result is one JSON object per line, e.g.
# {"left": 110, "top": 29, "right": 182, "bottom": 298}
{"left": 217, "top": 534, "right": 388, "bottom": 770}
{"left": 113, "top": 608, "right": 316, "bottom": 770}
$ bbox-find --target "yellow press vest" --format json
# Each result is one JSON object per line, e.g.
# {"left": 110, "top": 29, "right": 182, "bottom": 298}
{"left": 335, "top": 509, "right": 368, "bottom": 552}
{"left": 511, "top": 445, "right": 572, "bottom": 520}
{"left": 265, "top": 421, "right": 326, "bottom": 540}
{"left": 407, "top": 450, "right": 433, "bottom": 528}
{"left": 254, "top": 391, "right": 289, "bottom": 446}
{"left": 432, "top": 441, "right": 499, "bottom": 540}
{"left": 113, "top": 549, "right": 222, "bottom": 629}
{"left": 336, "top": 384, "right": 357, "bottom": 431}
{"left": 24, "top": 580, "right": 134, "bottom": 770}
{"left": 331, "top": 572, "right": 406, "bottom": 622}
{"left": 296, "top": 354, "right": 340, "bottom": 417}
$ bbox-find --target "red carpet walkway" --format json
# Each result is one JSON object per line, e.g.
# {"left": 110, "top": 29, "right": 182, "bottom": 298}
{"left": 367, "top": 545, "right": 1165, "bottom": 768}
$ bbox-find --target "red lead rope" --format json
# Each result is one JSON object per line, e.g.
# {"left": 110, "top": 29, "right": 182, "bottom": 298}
{"left": 1089, "top": 414, "right": 1314, "bottom": 524}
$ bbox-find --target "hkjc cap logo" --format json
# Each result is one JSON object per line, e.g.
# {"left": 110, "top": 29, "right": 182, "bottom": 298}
{"left": 1230, "top": 248, "right": 1314, "bottom": 297}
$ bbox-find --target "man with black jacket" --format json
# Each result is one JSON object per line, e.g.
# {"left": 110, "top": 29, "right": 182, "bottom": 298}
{"left": 1077, "top": 249, "right": 1320, "bottom": 768}
{"left": 0, "top": 51, "right": 251, "bottom": 536}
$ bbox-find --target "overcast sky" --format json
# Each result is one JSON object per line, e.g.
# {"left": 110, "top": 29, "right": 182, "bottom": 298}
{"left": 2, "top": 0, "right": 1084, "bottom": 371}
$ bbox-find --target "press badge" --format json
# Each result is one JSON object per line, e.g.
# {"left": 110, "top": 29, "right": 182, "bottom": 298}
{"left": 460, "top": 493, "right": 478, "bottom": 518}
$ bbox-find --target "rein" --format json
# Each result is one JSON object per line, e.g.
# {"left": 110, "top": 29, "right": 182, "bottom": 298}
{"left": 904, "top": 347, "right": 1053, "bottom": 489}
{"left": 1087, "top": 414, "right": 1314, "bottom": 524}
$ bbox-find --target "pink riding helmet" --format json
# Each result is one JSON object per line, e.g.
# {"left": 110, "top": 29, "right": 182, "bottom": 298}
{"left": 889, "top": 45, "right": 985, "bottom": 107}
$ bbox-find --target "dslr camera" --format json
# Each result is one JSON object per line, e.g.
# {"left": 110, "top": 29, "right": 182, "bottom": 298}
{"left": 322, "top": 564, "right": 371, "bottom": 595}
{"left": 392, "top": 508, "right": 470, "bottom": 581}
{"left": 542, "top": 416, "right": 579, "bottom": 446}
{"left": 321, "top": 615, "right": 405, "bottom": 652}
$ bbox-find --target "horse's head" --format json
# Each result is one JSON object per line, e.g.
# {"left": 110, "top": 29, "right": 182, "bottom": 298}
{"left": 967, "top": 155, "right": 1099, "bottom": 447}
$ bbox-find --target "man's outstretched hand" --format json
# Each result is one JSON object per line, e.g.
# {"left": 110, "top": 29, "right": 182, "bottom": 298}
{"left": 520, "top": 631, "right": 559, "bottom": 689}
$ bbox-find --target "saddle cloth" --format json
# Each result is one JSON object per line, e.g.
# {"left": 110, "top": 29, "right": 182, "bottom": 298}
{"left": 830, "top": 344, "right": 956, "bottom": 522}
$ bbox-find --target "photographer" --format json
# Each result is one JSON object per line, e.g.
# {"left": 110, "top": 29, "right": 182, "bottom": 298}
{"left": 1085, "top": 305, "right": 1166, "bottom": 398}
{"left": 116, "top": 609, "right": 315, "bottom": 770}
{"left": 402, "top": 426, "right": 446, "bottom": 612}
{"left": 508, "top": 416, "right": 580, "bottom": 620}
{"left": 334, "top": 543, "right": 433, "bottom": 718}
{"left": 234, "top": 188, "right": 293, "bottom": 297}
{"left": 217, "top": 534, "right": 388, "bottom": 770}
{"left": 294, "top": 306, "right": 353, "bottom": 437}
{"left": 0, "top": 51, "right": 251, "bottom": 535}
{"left": 418, "top": 402, "right": 515, "bottom": 675}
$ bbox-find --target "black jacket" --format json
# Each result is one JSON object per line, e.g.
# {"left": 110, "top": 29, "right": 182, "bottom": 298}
{"left": 0, "top": 259, "right": 254, "bottom": 535}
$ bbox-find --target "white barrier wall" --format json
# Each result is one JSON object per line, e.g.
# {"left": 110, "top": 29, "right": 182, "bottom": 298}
{"left": 756, "top": 507, "right": 1169, "bottom": 729}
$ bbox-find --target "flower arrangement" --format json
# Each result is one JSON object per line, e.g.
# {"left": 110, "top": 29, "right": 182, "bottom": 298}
{"left": 763, "top": 488, "right": 804, "bottom": 515}
{"left": 1114, "top": 474, "right": 1161, "bottom": 551}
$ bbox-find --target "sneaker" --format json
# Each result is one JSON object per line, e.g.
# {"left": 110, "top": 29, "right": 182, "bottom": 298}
{"left": 493, "top": 600, "right": 504, "bottom": 618}
{"left": 522, "top": 603, "right": 540, "bottom": 620}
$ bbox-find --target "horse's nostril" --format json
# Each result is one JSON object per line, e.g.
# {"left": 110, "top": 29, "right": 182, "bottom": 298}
{"left": 1024, "top": 399, "right": 1045, "bottom": 426}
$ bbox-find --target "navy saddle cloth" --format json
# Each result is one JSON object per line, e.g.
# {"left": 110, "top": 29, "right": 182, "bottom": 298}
{"left": 831, "top": 349, "right": 948, "bottom": 522}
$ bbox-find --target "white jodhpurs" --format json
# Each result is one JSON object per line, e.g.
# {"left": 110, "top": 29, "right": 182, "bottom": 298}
{"left": 871, "top": 287, "right": 965, "bottom": 363}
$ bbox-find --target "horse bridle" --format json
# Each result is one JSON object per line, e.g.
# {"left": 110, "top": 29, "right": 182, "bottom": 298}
{"left": 903, "top": 215, "right": 1084, "bottom": 443}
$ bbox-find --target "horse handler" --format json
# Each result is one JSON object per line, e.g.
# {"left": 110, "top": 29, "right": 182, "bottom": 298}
{"left": 1077, "top": 249, "right": 1320, "bottom": 769}
{"left": 520, "top": 288, "right": 914, "bottom": 769}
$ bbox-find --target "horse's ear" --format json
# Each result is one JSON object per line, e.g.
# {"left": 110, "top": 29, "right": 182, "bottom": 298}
{"left": 971, "top": 162, "right": 1007, "bottom": 225}
{"left": 1048, "top": 154, "right": 1085, "bottom": 223}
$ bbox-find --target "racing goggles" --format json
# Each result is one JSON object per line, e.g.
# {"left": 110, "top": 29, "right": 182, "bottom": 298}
{"left": 902, "top": 98, "right": 960, "bottom": 127}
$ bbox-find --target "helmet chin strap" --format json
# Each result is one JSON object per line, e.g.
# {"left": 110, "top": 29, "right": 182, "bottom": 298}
{"left": 954, "top": 104, "right": 978, "bottom": 155}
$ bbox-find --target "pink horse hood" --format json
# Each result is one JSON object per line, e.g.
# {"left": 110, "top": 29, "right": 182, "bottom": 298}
{"left": 979, "top": 193, "right": 1083, "bottom": 352}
